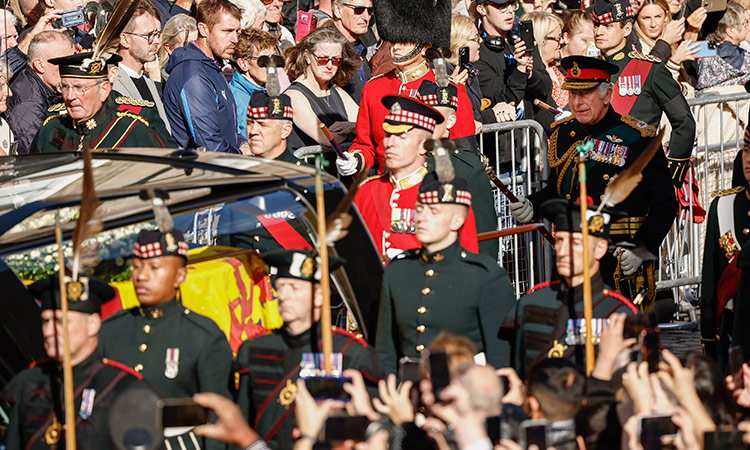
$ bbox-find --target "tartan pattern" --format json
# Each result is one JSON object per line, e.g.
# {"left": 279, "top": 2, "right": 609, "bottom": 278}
{"left": 418, "top": 189, "right": 472, "bottom": 206}
{"left": 384, "top": 110, "right": 437, "bottom": 132}
{"left": 133, "top": 241, "right": 188, "bottom": 258}
{"left": 420, "top": 94, "right": 459, "bottom": 109}
{"left": 594, "top": 6, "right": 634, "bottom": 23}
{"left": 248, "top": 106, "right": 294, "bottom": 119}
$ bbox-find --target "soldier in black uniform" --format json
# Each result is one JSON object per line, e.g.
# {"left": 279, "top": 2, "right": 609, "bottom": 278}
{"left": 235, "top": 249, "right": 383, "bottom": 449}
{"left": 592, "top": 0, "right": 696, "bottom": 187}
{"left": 701, "top": 131, "right": 750, "bottom": 363}
{"left": 246, "top": 91, "right": 309, "bottom": 166}
{"left": 98, "top": 229, "right": 233, "bottom": 450}
{"left": 510, "top": 56, "right": 678, "bottom": 305}
{"left": 28, "top": 51, "right": 177, "bottom": 153}
{"left": 375, "top": 163, "right": 516, "bottom": 373}
{"left": 506, "top": 199, "right": 638, "bottom": 377}
{"left": 417, "top": 79, "right": 499, "bottom": 260}
{"left": 2, "top": 275, "right": 155, "bottom": 450}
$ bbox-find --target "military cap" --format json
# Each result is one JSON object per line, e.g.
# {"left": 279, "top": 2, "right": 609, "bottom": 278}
{"left": 592, "top": 0, "right": 634, "bottom": 24}
{"left": 262, "top": 249, "right": 345, "bottom": 282}
{"left": 28, "top": 275, "right": 115, "bottom": 314}
{"left": 49, "top": 51, "right": 122, "bottom": 79}
{"left": 248, "top": 91, "right": 293, "bottom": 120}
{"left": 418, "top": 171, "right": 472, "bottom": 206}
{"left": 417, "top": 80, "right": 459, "bottom": 110}
{"left": 560, "top": 55, "right": 619, "bottom": 90}
{"left": 541, "top": 198, "right": 625, "bottom": 241}
{"left": 133, "top": 229, "right": 189, "bottom": 260}
{"left": 381, "top": 95, "right": 444, "bottom": 134}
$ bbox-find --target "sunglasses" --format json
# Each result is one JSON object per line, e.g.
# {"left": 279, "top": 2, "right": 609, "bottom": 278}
{"left": 342, "top": 3, "right": 374, "bottom": 15}
{"left": 311, "top": 53, "right": 342, "bottom": 66}
{"left": 261, "top": 0, "right": 291, "bottom": 4}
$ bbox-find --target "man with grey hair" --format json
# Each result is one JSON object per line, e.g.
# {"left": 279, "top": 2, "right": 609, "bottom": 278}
{"left": 0, "top": 9, "right": 19, "bottom": 55}
{"left": 510, "top": 55, "right": 677, "bottom": 302}
{"left": 8, "top": 30, "right": 73, "bottom": 154}
{"left": 331, "top": 0, "right": 375, "bottom": 103}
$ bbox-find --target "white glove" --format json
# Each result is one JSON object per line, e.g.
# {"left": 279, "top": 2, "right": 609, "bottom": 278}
{"left": 509, "top": 194, "right": 534, "bottom": 224}
{"left": 617, "top": 247, "right": 643, "bottom": 276}
{"left": 335, "top": 152, "right": 359, "bottom": 176}
{"left": 554, "top": 110, "right": 573, "bottom": 122}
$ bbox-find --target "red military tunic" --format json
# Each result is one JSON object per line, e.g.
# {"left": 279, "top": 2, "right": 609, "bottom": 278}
{"left": 349, "top": 63, "right": 477, "bottom": 173}
{"left": 354, "top": 166, "right": 479, "bottom": 263}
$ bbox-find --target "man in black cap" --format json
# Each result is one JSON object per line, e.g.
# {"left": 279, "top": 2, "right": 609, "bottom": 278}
{"left": 235, "top": 248, "right": 383, "bottom": 449}
{"left": 2, "top": 275, "right": 154, "bottom": 450}
{"left": 592, "top": 0, "right": 695, "bottom": 187}
{"left": 354, "top": 95, "right": 480, "bottom": 262}
{"left": 505, "top": 198, "right": 638, "bottom": 377}
{"left": 246, "top": 90, "right": 307, "bottom": 166}
{"left": 28, "top": 51, "right": 177, "bottom": 153}
{"left": 418, "top": 79, "right": 499, "bottom": 260}
{"left": 510, "top": 55, "right": 677, "bottom": 306}
{"left": 98, "top": 228, "right": 233, "bottom": 450}
{"left": 376, "top": 151, "right": 516, "bottom": 372}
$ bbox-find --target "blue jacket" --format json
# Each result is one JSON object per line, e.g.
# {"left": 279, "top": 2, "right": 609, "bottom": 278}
{"left": 228, "top": 71, "right": 264, "bottom": 139}
{"left": 164, "top": 43, "right": 244, "bottom": 153}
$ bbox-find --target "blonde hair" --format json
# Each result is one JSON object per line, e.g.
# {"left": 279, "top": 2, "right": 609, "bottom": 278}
{"left": 521, "top": 11, "right": 563, "bottom": 63}
{"left": 229, "top": 0, "right": 266, "bottom": 29}
{"left": 448, "top": 13, "right": 476, "bottom": 66}
{"left": 709, "top": 1, "right": 745, "bottom": 42}
{"left": 158, "top": 14, "right": 197, "bottom": 71}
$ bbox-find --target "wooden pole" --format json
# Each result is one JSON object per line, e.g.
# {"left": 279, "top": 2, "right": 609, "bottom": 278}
{"left": 55, "top": 215, "right": 77, "bottom": 450}
{"left": 477, "top": 223, "right": 546, "bottom": 241}
{"left": 314, "top": 156, "right": 333, "bottom": 374}
{"left": 576, "top": 153, "right": 595, "bottom": 376}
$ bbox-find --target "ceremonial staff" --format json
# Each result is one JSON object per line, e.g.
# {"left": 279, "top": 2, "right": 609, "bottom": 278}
{"left": 54, "top": 216, "right": 76, "bottom": 450}
{"left": 314, "top": 155, "right": 334, "bottom": 373}
{"left": 575, "top": 141, "right": 596, "bottom": 375}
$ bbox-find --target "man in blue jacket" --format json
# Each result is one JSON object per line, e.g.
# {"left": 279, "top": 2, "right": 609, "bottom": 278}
{"left": 163, "top": 0, "right": 250, "bottom": 154}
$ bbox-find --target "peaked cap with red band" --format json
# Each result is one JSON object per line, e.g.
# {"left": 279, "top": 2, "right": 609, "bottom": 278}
{"left": 560, "top": 55, "right": 619, "bottom": 91}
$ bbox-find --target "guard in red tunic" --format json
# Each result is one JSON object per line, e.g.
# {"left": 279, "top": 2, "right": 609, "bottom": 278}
{"left": 335, "top": 0, "right": 477, "bottom": 176}
{"left": 354, "top": 95, "right": 479, "bottom": 263}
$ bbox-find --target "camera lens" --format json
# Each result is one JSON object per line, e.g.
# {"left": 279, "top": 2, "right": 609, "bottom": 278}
{"left": 123, "top": 428, "right": 152, "bottom": 450}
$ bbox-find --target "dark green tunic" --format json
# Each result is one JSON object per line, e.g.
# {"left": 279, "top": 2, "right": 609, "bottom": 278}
{"left": 28, "top": 94, "right": 177, "bottom": 153}
{"left": 235, "top": 322, "right": 383, "bottom": 450}
{"left": 375, "top": 240, "right": 516, "bottom": 373}
{"left": 506, "top": 273, "right": 637, "bottom": 378}
{"left": 604, "top": 49, "right": 696, "bottom": 185}
{"left": 1, "top": 351, "right": 151, "bottom": 450}
{"left": 98, "top": 299, "right": 233, "bottom": 450}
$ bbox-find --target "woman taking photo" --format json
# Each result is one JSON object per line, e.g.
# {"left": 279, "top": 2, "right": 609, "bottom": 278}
{"left": 284, "top": 25, "right": 359, "bottom": 153}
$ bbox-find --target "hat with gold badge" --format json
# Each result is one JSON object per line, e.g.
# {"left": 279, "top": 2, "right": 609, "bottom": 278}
{"left": 28, "top": 275, "right": 116, "bottom": 314}
{"left": 49, "top": 51, "right": 122, "bottom": 79}
{"left": 262, "top": 249, "right": 345, "bottom": 283}
{"left": 560, "top": 55, "right": 619, "bottom": 91}
{"left": 133, "top": 229, "right": 189, "bottom": 261}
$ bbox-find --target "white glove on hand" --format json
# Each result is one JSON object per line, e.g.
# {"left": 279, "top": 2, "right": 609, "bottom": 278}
{"left": 509, "top": 194, "right": 534, "bottom": 223}
{"left": 554, "top": 111, "right": 573, "bottom": 122}
{"left": 617, "top": 247, "right": 643, "bottom": 276}
{"left": 335, "top": 152, "right": 359, "bottom": 176}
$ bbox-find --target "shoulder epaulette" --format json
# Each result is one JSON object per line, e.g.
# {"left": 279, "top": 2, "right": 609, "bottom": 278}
{"left": 115, "top": 96, "right": 155, "bottom": 108}
{"left": 43, "top": 113, "right": 67, "bottom": 126}
{"left": 29, "top": 357, "right": 55, "bottom": 368}
{"left": 360, "top": 171, "right": 388, "bottom": 186}
{"left": 332, "top": 327, "right": 368, "bottom": 347}
{"left": 116, "top": 111, "right": 149, "bottom": 127}
{"left": 47, "top": 103, "right": 66, "bottom": 113}
{"left": 628, "top": 50, "right": 661, "bottom": 64}
{"left": 602, "top": 289, "right": 638, "bottom": 314}
{"left": 621, "top": 115, "right": 657, "bottom": 137}
{"left": 711, "top": 185, "right": 745, "bottom": 199}
{"left": 102, "top": 358, "right": 143, "bottom": 379}
{"left": 551, "top": 114, "right": 575, "bottom": 129}
{"left": 526, "top": 280, "right": 562, "bottom": 294}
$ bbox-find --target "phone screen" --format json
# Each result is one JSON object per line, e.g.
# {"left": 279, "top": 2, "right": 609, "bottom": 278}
{"left": 459, "top": 46, "right": 470, "bottom": 68}
{"left": 640, "top": 414, "right": 678, "bottom": 450}
{"left": 429, "top": 352, "right": 450, "bottom": 400}
{"left": 525, "top": 424, "right": 547, "bottom": 448}
{"left": 159, "top": 399, "right": 210, "bottom": 428}
{"left": 486, "top": 415, "right": 503, "bottom": 445}
{"left": 324, "top": 415, "right": 369, "bottom": 442}
{"left": 305, "top": 376, "right": 352, "bottom": 401}
{"left": 398, "top": 357, "right": 421, "bottom": 383}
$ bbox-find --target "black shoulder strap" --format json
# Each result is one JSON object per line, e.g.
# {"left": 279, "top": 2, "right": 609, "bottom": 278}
{"left": 289, "top": 81, "right": 335, "bottom": 116}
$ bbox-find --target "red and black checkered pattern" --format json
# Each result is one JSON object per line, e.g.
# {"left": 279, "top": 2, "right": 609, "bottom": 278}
{"left": 248, "top": 106, "right": 294, "bottom": 120}
{"left": 133, "top": 240, "right": 188, "bottom": 258}
{"left": 420, "top": 94, "right": 459, "bottom": 109}
{"left": 384, "top": 110, "right": 437, "bottom": 132}
{"left": 418, "top": 189, "right": 472, "bottom": 206}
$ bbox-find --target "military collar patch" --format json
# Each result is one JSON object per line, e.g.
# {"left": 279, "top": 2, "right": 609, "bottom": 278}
{"left": 85, "top": 119, "right": 97, "bottom": 130}
{"left": 613, "top": 52, "right": 625, "bottom": 61}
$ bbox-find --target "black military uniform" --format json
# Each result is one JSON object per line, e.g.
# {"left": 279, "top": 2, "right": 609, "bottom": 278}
{"left": 506, "top": 199, "right": 638, "bottom": 377}
{"left": 528, "top": 56, "right": 678, "bottom": 303}
{"left": 28, "top": 51, "right": 177, "bottom": 153}
{"left": 700, "top": 143, "right": 750, "bottom": 362}
{"left": 2, "top": 276, "right": 154, "bottom": 450}
{"left": 98, "top": 229, "right": 232, "bottom": 450}
{"left": 375, "top": 169, "right": 516, "bottom": 373}
{"left": 417, "top": 79, "right": 499, "bottom": 259}
{"left": 593, "top": 0, "right": 696, "bottom": 187}
{"left": 248, "top": 90, "right": 309, "bottom": 167}
{"left": 235, "top": 249, "right": 383, "bottom": 449}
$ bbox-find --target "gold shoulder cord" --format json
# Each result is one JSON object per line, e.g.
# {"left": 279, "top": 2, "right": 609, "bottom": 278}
{"left": 548, "top": 127, "right": 586, "bottom": 196}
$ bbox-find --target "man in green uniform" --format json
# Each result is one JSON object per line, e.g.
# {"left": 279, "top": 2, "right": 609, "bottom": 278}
{"left": 417, "top": 79, "right": 499, "bottom": 260}
{"left": 2, "top": 275, "right": 153, "bottom": 450}
{"left": 235, "top": 249, "right": 383, "bottom": 449}
{"left": 506, "top": 199, "right": 638, "bottom": 378}
{"left": 28, "top": 51, "right": 177, "bottom": 153}
{"left": 701, "top": 131, "right": 750, "bottom": 362}
{"left": 375, "top": 159, "right": 516, "bottom": 373}
{"left": 592, "top": 0, "right": 696, "bottom": 187}
{"left": 246, "top": 90, "right": 308, "bottom": 166}
{"left": 510, "top": 56, "right": 678, "bottom": 305}
{"left": 98, "top": 229, "right": 233, "bottom": 450}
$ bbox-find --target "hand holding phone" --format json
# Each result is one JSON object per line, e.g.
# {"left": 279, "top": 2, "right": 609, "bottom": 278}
{"left": 520, "top": 419, "right": 548, "bottom": 449}
{"left": 305, "top": 376, "right": 353, "bottom": 402}
{"left": 459, "top": 46, "right": 470, "bottom": 69}
{"left": 519, "top": 20, "right": 535, "bottom": 50}
{"left": 324, "top": 415, "right": 369, "bottom": 442}
{"left": 638, "top": 413, "right": 678, "bottom": 450}
{"left": 157, "top": 398, "right": 211, "bottom": 429}
{"left": 428, "top": 352, "right": 450, "bottom": 401}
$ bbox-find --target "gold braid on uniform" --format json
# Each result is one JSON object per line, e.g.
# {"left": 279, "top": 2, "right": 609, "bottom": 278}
{"left": 115, "top": 96, "right": 155, "bottom": 108}
{"left": 711, "top": 186, "right": 745, "bottom": 199}
{"left": 43, "top": 113, "right": 67, "bottom": 126}
{"left": 621, "top": 115, "right": 657, "bottom": 137}
{"left": 628, "top": 50, "right": 662, "bottom": 63}
{"left": 547, "top": 126, "right": 586, "bottom": 195}
{"left": 115, "top": 111, "right": 149, "bottom": 127}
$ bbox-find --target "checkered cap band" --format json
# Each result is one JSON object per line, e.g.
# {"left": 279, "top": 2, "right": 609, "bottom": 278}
{"left": 248, "top": 106, "right": 294, "bottom": 119}
{"left": 418, "top": 189, "right": 472, "bottom": 206}
{"left": 133, "top": 241, "right": 188, "bottom": 258}
{"left": 594, "top": 6, "right": 634, "bottom": 23}
{"left": 384, "top": 110, "right": 437, "bottom": 132}
{"left": 420, "top": 94, "right": 459, "bottom": 109}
